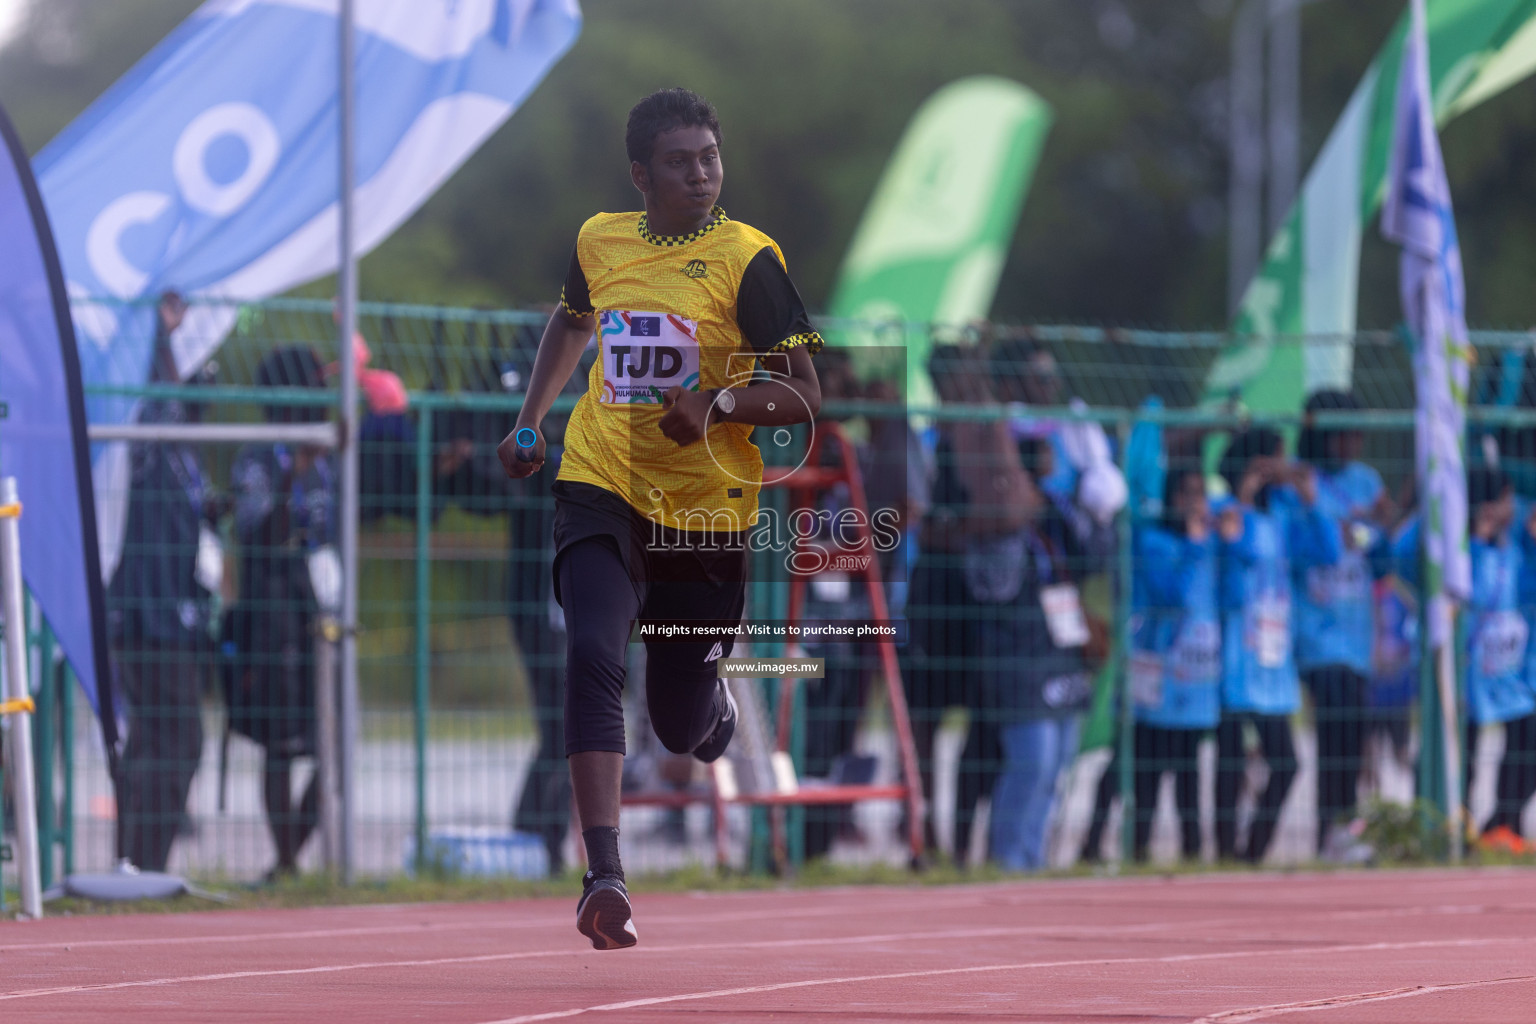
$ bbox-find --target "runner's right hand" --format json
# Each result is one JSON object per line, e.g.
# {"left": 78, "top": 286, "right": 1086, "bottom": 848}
{"left": 497, "top": 425, "right": 545, "bottom": 478}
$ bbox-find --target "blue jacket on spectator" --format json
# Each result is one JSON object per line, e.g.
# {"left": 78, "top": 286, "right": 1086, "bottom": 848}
{"left": 1129, "top": 524, "right": 1220, "bottom": 729}
{"left": 1218, "top": 488, "right": 1340, "bottom": 715}
{"left": 1385, "top": 518, "right": 1536, "bottom": 725}
{"left": 1294, "top": 463, "right": 1384, "bottom": 675}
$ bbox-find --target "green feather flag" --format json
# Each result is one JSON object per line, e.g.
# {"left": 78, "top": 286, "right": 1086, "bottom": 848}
{"left": 827, "top": 75, "right": 1052, "bottom": 406}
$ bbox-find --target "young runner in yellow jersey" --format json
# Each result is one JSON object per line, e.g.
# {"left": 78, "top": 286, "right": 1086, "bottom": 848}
{"left": 497, "top": 88, "right": 822, "bottom": 950}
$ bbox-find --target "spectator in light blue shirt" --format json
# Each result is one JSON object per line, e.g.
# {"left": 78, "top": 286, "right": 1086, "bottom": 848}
{"left": 1294, "top": 389, "right": 1391, "bottom": 859}
{"left": 1387, "top": 468, "right": 1536, "bottom": 853}
{"left": 1214, "top": 427, "right": 1340, "bottom": 863}
{"left": 1126, "top": 463, "right": 1220, "bottom": 861}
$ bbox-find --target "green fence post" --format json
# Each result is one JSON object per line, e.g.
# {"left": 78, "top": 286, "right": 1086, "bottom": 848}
{"left": 60, "top": 660, "right": 75, "bottom": 876}
{"left": 748, "top": 548, "right": 774, "bottom": 875}
{"left": 33, "top": 614, "right": 56, "bottom": 890}
{"left": 1115, "top": 418, "right": 1135, "bottom": 867}
{"left": 413, "top": 403, "right": 433, "bottom": 872}
{"left": 784, "top": 423, "right": 805, "bottom": 872}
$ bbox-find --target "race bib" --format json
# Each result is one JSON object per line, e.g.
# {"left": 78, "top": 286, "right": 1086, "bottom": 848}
{"left": 598, "top": 310, "right": 701, "bottom": 404}
{"left": 1305, "top": 554, "right": 1370, "bottom": 606}
{"left": 1474, "top": 609, "right": 1528, "bottom": 680}
{"left": 1128, "top": 650, "right": 1163, "bottom": 709}
{"left": 1040, "top": 583, "right": 1090, "bottom": 649}
{"left": 1248, "top": 595, "right": 1290, "bottom": 669}
{"left": 1168, "top": 618, "right": 1220, "bottom": 683}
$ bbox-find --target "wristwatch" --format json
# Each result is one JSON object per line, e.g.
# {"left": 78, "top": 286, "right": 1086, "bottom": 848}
{"left": 712, "top": 387, "right": 736, "bottom": 423}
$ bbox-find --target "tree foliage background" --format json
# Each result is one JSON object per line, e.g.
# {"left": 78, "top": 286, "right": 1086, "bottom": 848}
{"left": 1, "top": 0, "right": 1532, "bottom": 329}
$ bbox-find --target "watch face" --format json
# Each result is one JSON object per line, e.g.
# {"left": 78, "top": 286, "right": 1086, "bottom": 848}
{"left": 717, "top": 388, "right": 736, "bottom": 414}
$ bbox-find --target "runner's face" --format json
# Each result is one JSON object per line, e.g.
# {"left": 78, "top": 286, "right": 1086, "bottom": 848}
{"left": 634, "top": 125, "right": 722, "bottom": 230}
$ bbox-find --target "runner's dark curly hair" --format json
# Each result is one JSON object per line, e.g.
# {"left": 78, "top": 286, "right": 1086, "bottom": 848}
{"left": 626, "top": 88, "right": 722, "bottom": 165}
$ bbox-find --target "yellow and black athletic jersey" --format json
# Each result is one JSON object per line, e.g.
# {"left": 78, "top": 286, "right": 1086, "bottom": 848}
{"left": 555, "top": 206, "right": 822, "bottom": 531}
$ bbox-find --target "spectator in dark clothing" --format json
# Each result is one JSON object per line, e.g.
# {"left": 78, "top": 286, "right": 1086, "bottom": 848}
{"left": 481, "top": 341, "right": 575, "bottom": 875}
{"left": 226, "top": 345, "right": 335, "bottom": 881}
{"left": 345, "top": 321, "right": 577, "bottom": 874}
{"left": 983, "top": 434, "right": 1115, "bottom": 871}
{"left": 903, "top": 344, "right": 1008, "bottom": 864}
{"left": 108, "top": 291, "right": 213, "bottom": 873}
{"left": 437, "top": 335, "right": 574, "bottom": 873}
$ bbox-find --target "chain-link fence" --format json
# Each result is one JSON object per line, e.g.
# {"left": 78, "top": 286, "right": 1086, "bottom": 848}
{"left": 7, "top": 297, "right": 1536, "bottom": 897}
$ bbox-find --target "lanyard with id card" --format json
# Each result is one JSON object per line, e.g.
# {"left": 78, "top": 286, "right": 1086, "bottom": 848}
{"left": 1040, "top": 583, "right": 1091, "bottom": 649}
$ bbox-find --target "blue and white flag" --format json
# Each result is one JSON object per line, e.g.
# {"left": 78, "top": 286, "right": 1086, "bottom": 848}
{"left": 0, "top": 104, "right": 116, "bottom": 737}
{"left": 1382, "top": 0, "right": 1473, "bottom": 644}
{"left": 36, "top": 0, "right": 581, "bottom": 579}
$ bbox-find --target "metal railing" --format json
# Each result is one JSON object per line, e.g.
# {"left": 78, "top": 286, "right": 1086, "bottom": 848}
{"left": 7, "top": 298, "right": 1536, "bottom": 898}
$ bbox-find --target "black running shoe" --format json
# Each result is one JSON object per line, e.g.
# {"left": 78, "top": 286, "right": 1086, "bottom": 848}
{"left": 576, "top": 873, "right": 637, "bottom": 950}
{"left": 691, "top": 679, "right": 737, "bottom": 763}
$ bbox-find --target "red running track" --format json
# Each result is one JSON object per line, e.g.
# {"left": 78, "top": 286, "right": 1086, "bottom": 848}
{"left": 3, "top": 868, "right": 1534, "bottom": 1023}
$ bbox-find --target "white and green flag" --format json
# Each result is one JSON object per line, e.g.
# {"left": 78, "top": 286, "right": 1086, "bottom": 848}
{"left": 1207, "top": 0, "right": 1536, "bottom": 412}
{"left": 1384, "top": 0, "right": 1473, "bottom": 633}
{"left": 827, "top": 76, "right": 1052, "bottom": 407}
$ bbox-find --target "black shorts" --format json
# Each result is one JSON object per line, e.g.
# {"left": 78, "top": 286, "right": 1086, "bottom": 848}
{"left": 552, "top": 480, "right": 748, "bottom": 755}
{"left": 551, "top": 480, "right": 748, "bottom": 594}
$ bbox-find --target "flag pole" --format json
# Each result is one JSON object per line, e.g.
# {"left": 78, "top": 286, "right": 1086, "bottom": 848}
{"left": 337, "top": 0, "right": 360, "bottom": 885}
{"left": 1435, "top": 618, "right": 1464, "bottom": 863}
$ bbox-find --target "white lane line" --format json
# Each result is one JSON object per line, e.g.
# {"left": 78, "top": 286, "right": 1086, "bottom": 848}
{"left": 9, "top": 899, "right": 1534, "bottom": 1003}
{"left": 1191, "top": 974, "right": 1536, "bottom": 1022}
{"left": 0, "top": 918, "right": 1295, "bottom": 1002}
{"left": 1, "top": 921, "right": 526, "bottom": 954}
{"left": 475, "top": 937, "right": 1536, "bottom": 1024}
{"left": 5, "top": 885, "right": 1511, "bottom": 957}
{"left": 0, "top": 923, "right": 1186, "bottom": 1001}
{"left": 0, "top": 897, "right": 983, "bottom": 955}
{"left": 6, "top": 923, "right": 1505, "bottom": 1004}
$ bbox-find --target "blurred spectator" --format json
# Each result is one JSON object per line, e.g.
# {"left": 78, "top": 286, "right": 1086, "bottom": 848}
{"left": 1382, "top": 469, "right": 1536, "bottom": 854}
{"left": 1123, "top": 463, "right": 1220, "bottom": 862}
{"left": 496, "top": 342, "right": 575, "bottom": 872}
{"left": 107, "top": 290, "right": 215, "bottom": 873}
{"left": 992, "top": 337, "right": 1063, "bottom": 409}
{"left": 322, "top": 330, "right": 417, "bottom": 525}
{"left": 988, "top": 338, "right": 1125, "bottom": 869}
{"left": 1474, "top": 470, "right": 1536, "bottom": 853}
{"left": 902, "top": 344, "right": 999, "bottom": 864}
{"left": 1214, "top": 428, "right": 1338, "bottom": 863}
{"left": 992, "top": 337, "right": 1128, "bottom": 528}
{"left": 225, "top": 345, "right": 336, "bottom": 881}
{"left": 434, "top": 322, "right": 577, "bottom": 870}
{"left": 982, "top": 429, "right": 1114, "bottom": 871}
{"left": 797, "top": 459, "right": 879, "bottom": 860}
{"left": 1295, "top": 390, "right": 1390, "bottom": 861}
{"left": 1080, "top": 409, "right": 1208, "bottom": 863}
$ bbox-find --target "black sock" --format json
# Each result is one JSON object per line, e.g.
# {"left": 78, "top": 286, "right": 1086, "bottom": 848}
{"left": 582, "top": 826, "right": 623, "bottom": 880}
